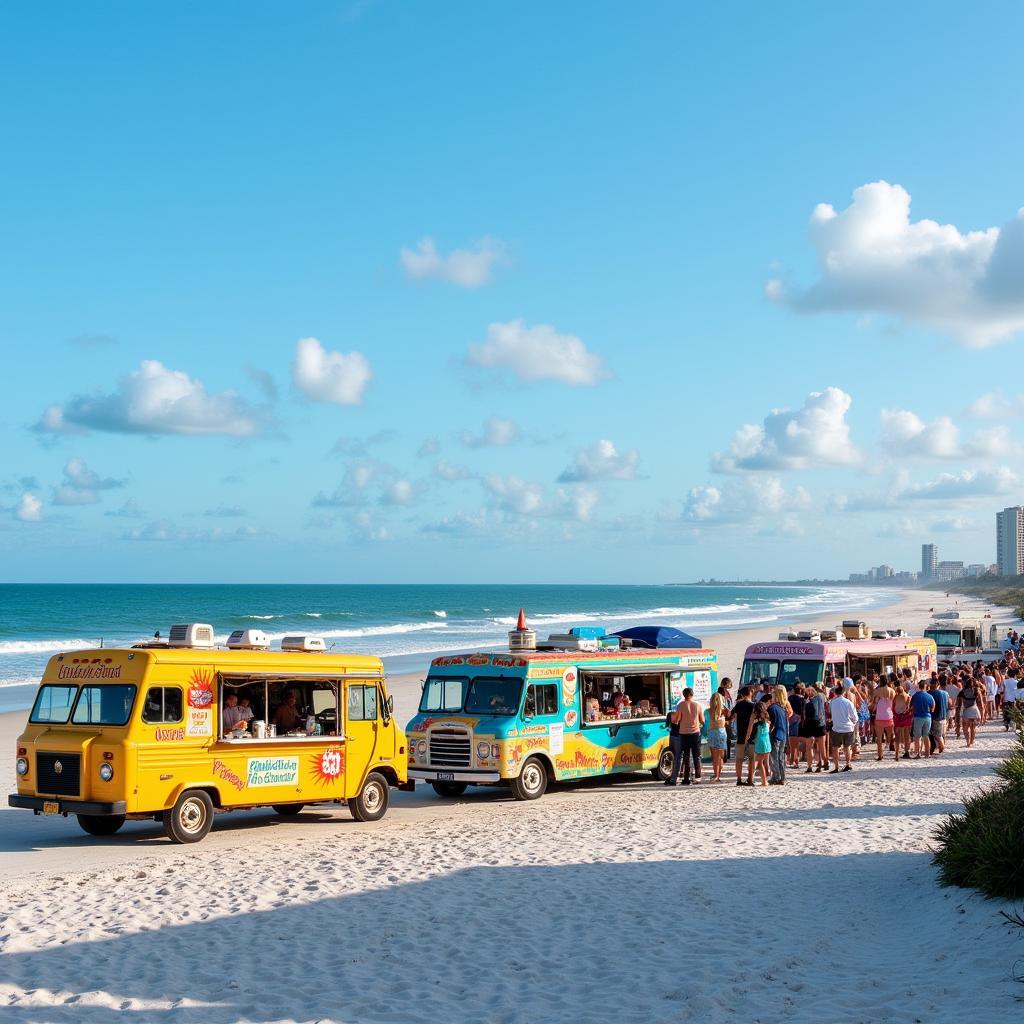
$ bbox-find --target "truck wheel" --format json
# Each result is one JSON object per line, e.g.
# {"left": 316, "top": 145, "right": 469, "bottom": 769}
{"left": 511, "top": 756, "right": 548, "bottom": 801}
{"left": 651, "top": 746, "right": 674, "bottom": 781}
{"left": 348, "top": 772, "right": 390, "bottom": 822}
{"left": 77, "top": 813, "right": 126, "bottom": 836}
{"left": 272, "top": 804, "right": 305, "bottom": 816}
{"left": 164, "top": 789, "right": 214, "bottom": 844}
{"left": 430, "top": 781, "right": 468, "bottom": 799}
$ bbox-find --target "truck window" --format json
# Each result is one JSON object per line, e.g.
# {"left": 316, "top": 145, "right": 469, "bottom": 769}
{"left": 348, "top": 684, "right": 378, "bottom": 721}
{"left": 29, "top": 684, "right": 78, "bottom": 724}
{"left": 142, "top": 686, "right": 184, "bottom": 724}
{"left": 465, "top": 677, "right": 523, "bottom": 715}
{"left": 740, "top": 660, "right": 780, "bottom": 688}
{"left": 71, "top": 685, "right": 137, "bottom": 726}
{"left": 525, "top": 683, "right": 558, "bottom": 716}
{"left": 420, "top": 677, "right": 467, "bottom": 713}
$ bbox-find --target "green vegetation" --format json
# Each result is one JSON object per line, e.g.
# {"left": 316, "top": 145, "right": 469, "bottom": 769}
{"left": 933, "top": 711, "right": 1024, "bottom": 900}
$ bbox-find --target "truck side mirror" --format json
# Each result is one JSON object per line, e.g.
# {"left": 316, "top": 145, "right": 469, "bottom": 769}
{"left": 386, "top": 694, "right": 394, "bottom": 716}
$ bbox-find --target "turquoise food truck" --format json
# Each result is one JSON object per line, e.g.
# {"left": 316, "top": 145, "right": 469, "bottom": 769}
{"left": 406, "top": 625, "right": 718, "bottom": 800}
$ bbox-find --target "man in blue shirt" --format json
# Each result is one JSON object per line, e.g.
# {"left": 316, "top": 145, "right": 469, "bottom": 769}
{"left": 928, "top": 678, "right": 949, "bottom": 754}
{"left": 910, "top": 681, "right": 935, "bottom": 759}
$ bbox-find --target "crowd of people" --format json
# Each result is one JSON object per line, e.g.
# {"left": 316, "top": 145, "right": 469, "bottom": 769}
{"left": 664, "top": 658, "right": 1023, "bottom": 788}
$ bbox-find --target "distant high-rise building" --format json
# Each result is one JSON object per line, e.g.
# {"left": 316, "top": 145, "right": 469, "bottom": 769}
{"left": 921, "top": 543, "right": 937, "bottom": 580}
{"left": 996, "top": 506, "right": 1024, "bottom": 577}
{"left": 934, "top": 560, "right": 966, "bottom": 582}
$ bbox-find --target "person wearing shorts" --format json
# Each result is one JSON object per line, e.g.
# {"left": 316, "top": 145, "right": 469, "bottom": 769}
{"left": 928, "top": 679, "right": 949, "bottom": 754}
{"left": 802, "top": 685, "right": 828, "bottom": 773}
{"left": 731, "top": 686, "right": 757, "bottom": 786}
{"left": 910, "top": 681, "right": 935, "bottom": 758}
{"left": 828, "top": 685, "right": 858, "bottom": 772}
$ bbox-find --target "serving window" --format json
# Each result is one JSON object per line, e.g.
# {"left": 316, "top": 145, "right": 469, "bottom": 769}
{"left": 219, "top": 676, "right": 344, "bottom": 739}
{"left": 581, "top": 671, "right": 667, "bottom": 724}
{"left": 142, "top": 686, "right": 184, "bottom": 724}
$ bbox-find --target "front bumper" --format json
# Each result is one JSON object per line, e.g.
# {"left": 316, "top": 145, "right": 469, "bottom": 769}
{"left": 9, "top": 795, "right": 127, "bottom": 816}
{"left": 409, "top": 768, "right": 502, "bottom": 784}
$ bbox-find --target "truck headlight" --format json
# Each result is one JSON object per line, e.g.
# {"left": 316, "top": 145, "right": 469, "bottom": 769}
{"left": 476, "top": 741, "right": 490, "bottom": 759}
{"left": 416, "top": 739, "right": 427, "bottom": 757}
{"left": 99, "top": 762, "right": 114, "bottom": 782}
{"left": 16, "top": 757, "right": 28, "bottom": 776}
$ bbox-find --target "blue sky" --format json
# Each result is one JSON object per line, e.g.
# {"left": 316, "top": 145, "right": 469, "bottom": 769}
{"left": 3, "top": 1, "right": 1024, "bottom": 583}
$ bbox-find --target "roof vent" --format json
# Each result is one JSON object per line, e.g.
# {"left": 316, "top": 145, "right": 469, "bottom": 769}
{"left": 508, "top": 608, "right": 537, "bottom": 652}
{"left": 227, "top": 629, "right": 270, "bottom": 650}
{"left": 168, "top": 623, "right": 216, "bottom": 649}
{"left": 281, "top": 635, "right": 327, "bottom": 653}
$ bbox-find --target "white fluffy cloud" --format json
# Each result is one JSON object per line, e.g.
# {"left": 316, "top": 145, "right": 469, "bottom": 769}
{"left": 881, "top": 409, "right": 1021, "bottom": 460}
{"left": 466, "top": 320, "right": 608, "bottom": 386}
{"left": 712, "top": 387, "right": 859, "bottom": 472}
{"left": 684, "top": 476, "right": 811, "bottom": 525}
{"left": 460, "top": 416, "right": 520, "bottom": 448}
{"left": 768, "top": 181, "right": 1024, "bottom": 346}
{"left": 433, "top": 459, "right": 474, "bottom": 482}
{"left": 902, "top": 466, "right": 1018, "bottom": 500}
{"left": 292, "top": 338, "right": 372, "bottom": 406}
{"left": 122, "top": 520, "right": 265, "bottom": 543}
{"left": 483, "top": 475, "right": 598, "bottom": 521}
{"left": 400, "top": 236, "right": 505, "bottom": 288}
{"left": 967, "top": 391, "right": 1024, "bottom": 419}
{"left": 15, "top": 493, "right": 42, "bottom": 522}
{"left": 52, "top": 457, "right": 125, "bottom": 506}
{"left": 35, "top": 361, "right": 265, "bottom": 437}
{"left": 558, "top": 439, "right": 639, "bottom": 482}
{"left": 380, "top": 479, "right": 415, "bottom": 506}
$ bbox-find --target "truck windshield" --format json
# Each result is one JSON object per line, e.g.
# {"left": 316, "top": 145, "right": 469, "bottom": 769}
{"left": 70, "top": 684, "right": 137, "bottom": 726}
{"left": 29, "top": 684, "right": 78, "bottom": 724}
{"left": 464, "top": 676, "right": 523, "bottom": 715}
{"left": 925, "top": 629, "right": 963, "bottom": 647}
{"left": 420, "top": 676, "right": 468, "bottom": 713}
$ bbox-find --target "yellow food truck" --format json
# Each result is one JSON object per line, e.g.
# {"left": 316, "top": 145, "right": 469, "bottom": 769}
{"left": 8, "top": 625, "right": 410, "bottom": 843}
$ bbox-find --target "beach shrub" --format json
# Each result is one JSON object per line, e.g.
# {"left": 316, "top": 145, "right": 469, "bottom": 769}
{"left": 933, "top": 781, "right": 1024, "bottom": 899}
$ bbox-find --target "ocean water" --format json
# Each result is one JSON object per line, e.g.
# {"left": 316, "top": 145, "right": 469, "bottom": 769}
{"left": 0, "top": 583, "right": 897, "bottom": 711}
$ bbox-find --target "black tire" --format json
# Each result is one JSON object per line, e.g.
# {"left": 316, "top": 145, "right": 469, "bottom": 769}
{"left": 651, "top": 745, "right": 674, "bottom": 782}
{"left": 163, "top": 789, "right": 214, "bottom": 844}
{"left": 76, "top": 813, "right": 126, "bottom": 836}
{"left": 430, "top": 781, "right": 468, "bottom": 799}
{"left": 348, "top": 771, "right": 390, "bottom": 822}
{"left": 510, "top": 756, "right": 548, "bottom": 801}
{"left": 272, "top": 804, "right": 305, "bottom": 816}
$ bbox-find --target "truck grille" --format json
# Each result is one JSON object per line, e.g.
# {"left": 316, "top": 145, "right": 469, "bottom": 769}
{"left": 36, "top": 752, "right": 81, "bottom": 797}
{"left": 429, "top": 729, "right": 471, "bottom": 767}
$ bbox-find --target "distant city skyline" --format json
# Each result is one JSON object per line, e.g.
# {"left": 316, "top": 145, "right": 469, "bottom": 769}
{"left": 3, "top": 4, "right": 1024, "bottom": 583}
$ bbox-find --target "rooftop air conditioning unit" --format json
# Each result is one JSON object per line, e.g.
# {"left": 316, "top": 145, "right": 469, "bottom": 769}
{"left": 796, "top": 630, "right": 821, "bottom": 642}
{"left": 281, "top": 635, "right": 327, "bottom": 653}
{"left": 227, "top": 629, "right": 270, "bottom": 650}
{"left": 168, "top": 623, "right": 216, "bottom": 649}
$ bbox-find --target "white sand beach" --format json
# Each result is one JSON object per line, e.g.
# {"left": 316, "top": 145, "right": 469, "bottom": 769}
{"left": 1, "top": 589, "right": 1022, "bottom": 1022}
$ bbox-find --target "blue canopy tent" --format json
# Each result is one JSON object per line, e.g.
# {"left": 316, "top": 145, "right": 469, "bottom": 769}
{"left": 609, "top": 626, "right": 702, "bottom": 649}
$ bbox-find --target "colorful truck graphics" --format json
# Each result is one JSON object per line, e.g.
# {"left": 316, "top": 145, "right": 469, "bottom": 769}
{"left": 406, "top": 648, "right": 718, "bottom": 800}
{"left": 9, "top": 645, "right": 409, "bottom": 843}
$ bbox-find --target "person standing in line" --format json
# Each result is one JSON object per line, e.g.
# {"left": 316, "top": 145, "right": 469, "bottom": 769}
{"left": 666, "top": 687, "right": 704, "bottom": 786}
{"left": 706, "top": 690, "right": 728, "bottom": 782}
{"left": 787, "top": 683, "right": 806, "bottom": 768}
{"left": 909, "top": 680, "right": 935, "bottom": 759}
{"left": 768, "top": 685, "right": 791, "bottom": 786}
{"left": 871, "top": 677, "right": 896, "bottom": 761}
{"left": 892, "top": 681, "right": 913, "bottom": 760}
{"left": 928, "top": 678, "right": 948, "bottom": 754}
{"left": 983, "top": 668, "right": 998, "bottom": 723}
{"left": 828, "top": 684, "right": 857, "bottom": 773}
{"left": 802, "top": 683, "right": 828, "bottom": 774}
{"left": 1002, "top": 668, "right": 1019, "bottom": 732}
{"left": 957, "top": 677, "right": 982, "bottom": 747}
{"left": 732, "top": 686, "right": 757, "bottom": 787}
{"left": 718, "top": 678, "right": 734, "bottom": 764}
{"left": 945, "top": 674, "right": 963, "bottom": 739}
{"left": 746, "top": 700, "right": 772, "bottom": 788}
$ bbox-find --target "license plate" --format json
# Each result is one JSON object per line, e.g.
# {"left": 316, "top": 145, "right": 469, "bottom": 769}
{"left": 436, "top": 772, "right": 455, "bottom": 782}
{"left": 42, "top": 801, "right": 60, "bottom": 815}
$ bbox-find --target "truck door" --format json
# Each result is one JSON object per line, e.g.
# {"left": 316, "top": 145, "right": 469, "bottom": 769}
{"left": 344, "top": 680, "right": 381, "bottom": 791}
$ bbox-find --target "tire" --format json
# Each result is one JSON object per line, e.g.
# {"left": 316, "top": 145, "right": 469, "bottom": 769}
{"left": 430, "top": 781, "right": 468, "bottom": 799}
{"left": 348, "top": 771, "right": 390, "bottom": 822}
{"left": 76, "top": 813, "right": 126, "bottom": 836}
{"left": 510, "top": 756, "right": 548, "bottom": 801}
{"left": 163, "top": 789, "right": 214, "bottom": 844}
{"left": 272, "top": 804, "right": 305, "bottom": 816}
{"left": 651, "top": 745, "right": 674, "bottom": 782}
